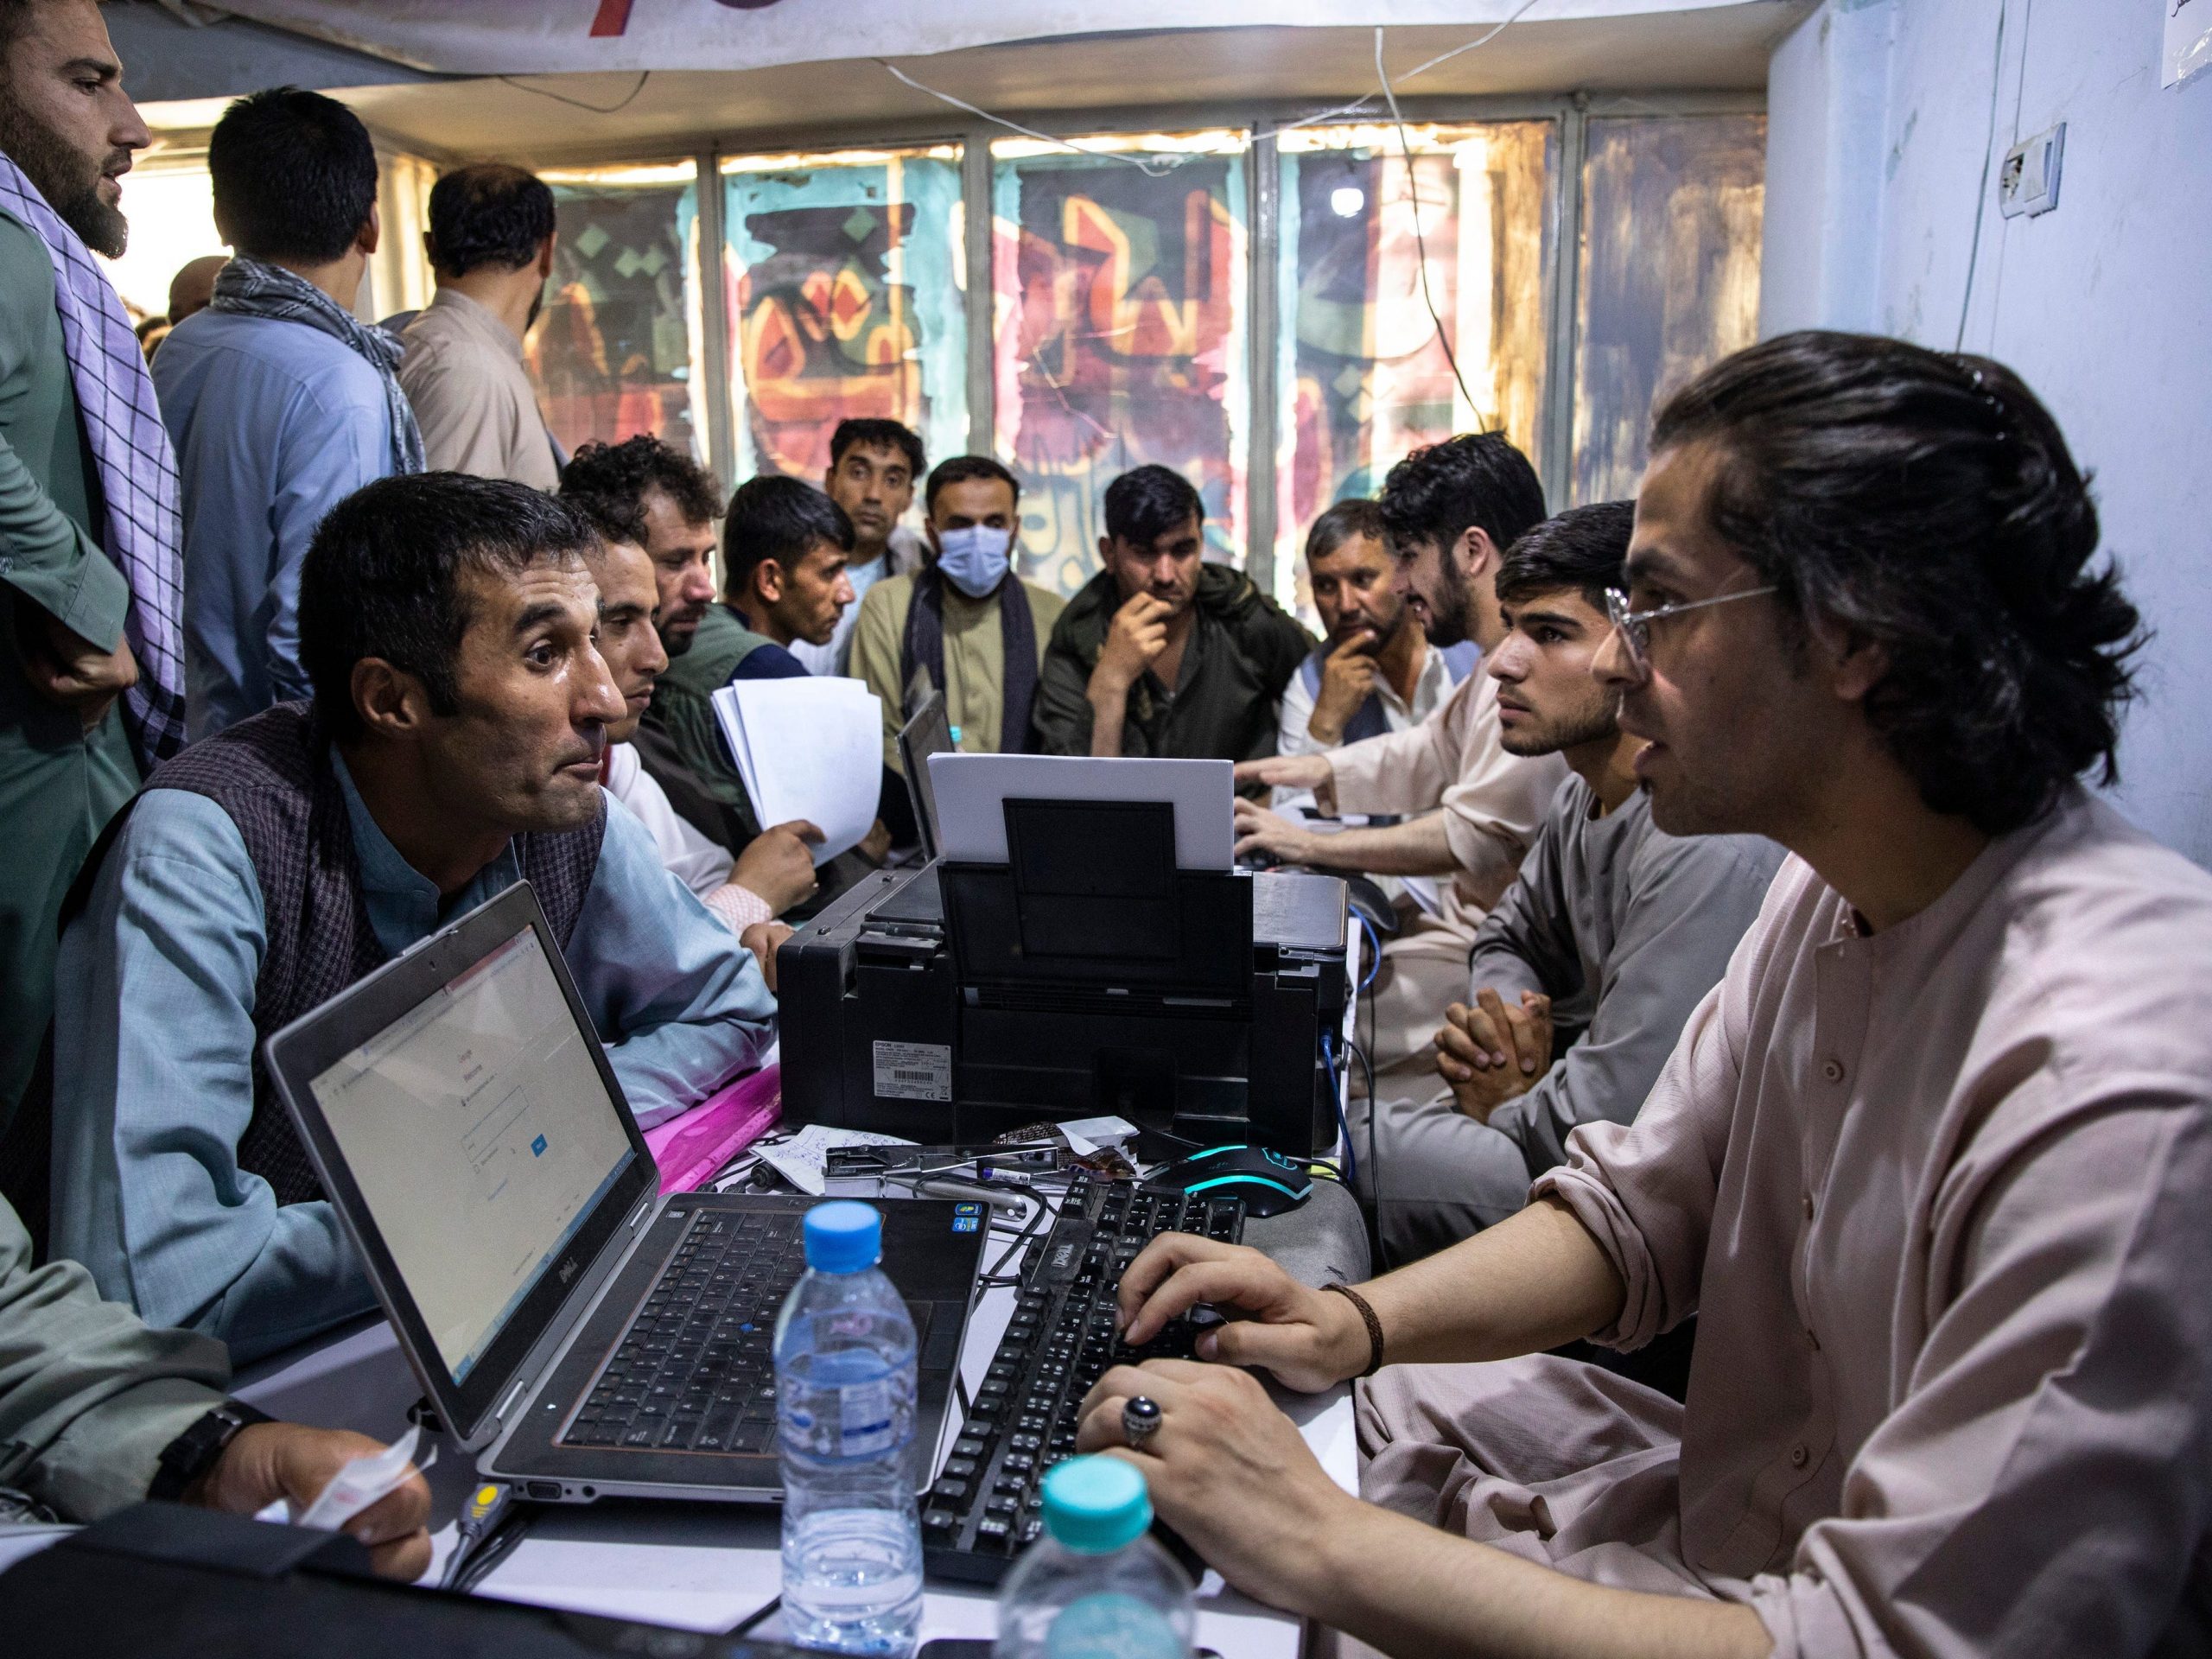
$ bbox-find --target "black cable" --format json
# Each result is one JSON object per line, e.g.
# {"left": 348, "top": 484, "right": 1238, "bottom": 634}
{"left": 724, "top": 1593, "right": 783, "bottom": 1637}
{"left": 1324, "top": 1030, "right": 1355, "bottom": 1188}
{"left": 1350, "top": 916, "right": 1383, "bottom": 1271}
{"left": 450, "top": 1503, "right": 537, "bottom": 1595}
{"left": 498, "top": 70, "right": 651, "bottom": 114}
{"left": 1141, "top": 1121, "right": 1207, "bottom": 1154}
{"left": 982, "top": 1185, "right": 1054, "bottom": 1286}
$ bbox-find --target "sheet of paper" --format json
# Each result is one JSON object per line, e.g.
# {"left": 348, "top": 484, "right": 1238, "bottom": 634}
{"left": 255, "top": 1424, "right": 434, "bottom": 1529}
{"left": 1056, "top": 1116, "right": 1138, "bottom": 1155}
{"left": 929, "top": 753, "right": 1234, "bottom": 869}
{"left": 711, "top": 677, "right": 882, "bottom": 865}
{"left": 757, "top": 1122, "right": 914, "bottom": 1197}
{"left": 1397, "top": 874, "right": 1444, "bottom": 919}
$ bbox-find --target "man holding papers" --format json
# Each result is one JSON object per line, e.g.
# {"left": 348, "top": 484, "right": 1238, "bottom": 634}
{"left": 640, "top": 474, "right": 895, "bottom": 893}
{"left": 572, "top": 516, "right": 817, "bottom": 936}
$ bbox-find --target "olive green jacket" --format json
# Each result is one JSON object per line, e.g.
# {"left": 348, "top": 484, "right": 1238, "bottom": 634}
{"left": 1032, "top": 563, "right": 1313, "bottom": 765}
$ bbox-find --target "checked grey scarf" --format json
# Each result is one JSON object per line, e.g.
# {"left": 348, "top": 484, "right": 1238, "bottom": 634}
{"left": 210, "top": 256, "right": 425, "bottom": 478}
{"left": 0, "top": 153, "right": 187, "bottom": 768}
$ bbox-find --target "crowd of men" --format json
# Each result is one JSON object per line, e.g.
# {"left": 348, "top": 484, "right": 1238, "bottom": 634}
{"left": 3, "top": 3, "right": 2211, "bottom": 1653}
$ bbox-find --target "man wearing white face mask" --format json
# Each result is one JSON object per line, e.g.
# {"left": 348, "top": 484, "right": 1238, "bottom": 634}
{"left": 851, "top": 455, "right": 1065, "bottom": 767}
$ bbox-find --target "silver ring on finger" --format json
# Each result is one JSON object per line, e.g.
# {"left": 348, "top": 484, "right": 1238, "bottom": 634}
{"left": 1122, "top": 1395, "right": 1162, "bottom": 1450}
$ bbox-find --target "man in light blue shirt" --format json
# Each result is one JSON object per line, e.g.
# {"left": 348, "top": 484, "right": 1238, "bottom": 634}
{"left": 153, "top": 88, "right": 419, "bottom": 740}
{"left": 53, "top": 474, "right": 778, "bottom": 1363}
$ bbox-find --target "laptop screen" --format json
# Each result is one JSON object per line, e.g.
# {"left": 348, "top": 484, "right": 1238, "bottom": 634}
{"left": 306, "top": 923, "right": 637, "bottom": 1382}
{"left": 898, "top": 693, "right": 954, "bottom": 861}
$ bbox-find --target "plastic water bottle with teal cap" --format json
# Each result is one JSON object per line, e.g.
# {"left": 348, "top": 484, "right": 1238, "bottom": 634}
{"left": 993, "top": 1456, "right": 1196, "bottom": 1658}
{"left": 776, "top": 1199, "right": 924, "bottom": 1654}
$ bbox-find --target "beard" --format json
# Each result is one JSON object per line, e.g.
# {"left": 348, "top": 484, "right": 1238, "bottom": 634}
{"left": 1500, "top": 697, "right": 1618, "bottom": 758}
{"left": 1416, "top": 550, "right": 1475, "bottom": 648}
{"left": 0, "top": 105, "right": 129, "bottom": 257}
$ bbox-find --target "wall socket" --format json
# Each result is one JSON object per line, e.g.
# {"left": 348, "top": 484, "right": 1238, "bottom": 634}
{"left": 1999, "top": 122, "right": 2066, "bottom": 218}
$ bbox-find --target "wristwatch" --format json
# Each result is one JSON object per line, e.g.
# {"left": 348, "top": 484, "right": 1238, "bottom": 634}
{"left": 149, "top": 1400, "right": 272, "bottom": 1502}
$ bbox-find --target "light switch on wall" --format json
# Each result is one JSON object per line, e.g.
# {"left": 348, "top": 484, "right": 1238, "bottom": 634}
{"left": 1998, "top": 122, "right": 2066, "bottom": 218}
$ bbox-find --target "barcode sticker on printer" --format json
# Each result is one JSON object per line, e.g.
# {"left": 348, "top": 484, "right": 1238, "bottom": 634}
{"left": 873, "top": 1040, "right": 951, "bottom": 1102}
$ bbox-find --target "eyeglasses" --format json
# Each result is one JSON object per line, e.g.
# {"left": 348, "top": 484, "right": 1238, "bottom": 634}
{"left": 1604, "top": 583, "right": 1778, "bottom": 675}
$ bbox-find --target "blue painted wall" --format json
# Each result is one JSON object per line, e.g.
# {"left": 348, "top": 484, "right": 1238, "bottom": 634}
{"left": 1763, "top": 0, "right": 2212, "bottom": 865}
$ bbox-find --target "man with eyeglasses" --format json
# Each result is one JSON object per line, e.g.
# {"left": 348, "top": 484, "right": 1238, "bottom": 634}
{"left": 1065, "top": 333, "right": 2212, "bottom": 1658}
{"left": 1376, "top": 501, "right": 1783, "bottom": 1267}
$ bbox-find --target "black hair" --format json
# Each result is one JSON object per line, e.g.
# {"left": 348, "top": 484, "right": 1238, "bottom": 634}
{"left": 1377, "top": 433, "right": 1548, "bottom": 567}
{"left": 724, "top": 475, "right": 854, "bottom": 600}
{"left": 1103, "top": 464, "right": 1203, "bottom": 547}
{"left": 300, "top": 473, "right": 598, "bottom": 742}
{"left": 1304, "top": 499, "right": 1388, "bottom": 567}
{"left": 830, "top": 418, "right": 925, "bottom": 480}
{"left": 0, "top": 3, "right": 35, "bottom": 53}
{"left": 1495, "top": 501, "right": 1635, "bottom": 613}
{"left": 562, "top": 489, "right": 645, "bottom": 549}
{"left": 558, "top": 435, "right": 723, "bottom": 541}
{"left": 426, "top": 162, "right": 556, "bottom": 276}
{"left": 925, "top": 454, "right": 1020, "bottom": 512}
{"left": 0, "top": 0, "right": 49, "bottom": 54}
{"left": 1650, "top": 329, "right": 2142, "bottom": 836}
{"left": 207, "top": 88, "right": 378, "bottom": 265}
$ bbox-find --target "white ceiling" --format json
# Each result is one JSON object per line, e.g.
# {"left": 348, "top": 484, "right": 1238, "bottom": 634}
{"left": 137, "top": 7, "right": 1808, "bottom": 165}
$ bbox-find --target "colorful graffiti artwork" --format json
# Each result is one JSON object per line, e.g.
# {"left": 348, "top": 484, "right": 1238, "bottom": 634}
{"left": 723, "top": 149, "right": 967, "bottom": 485}
{"left": 1573, "top": 115, "right": 1765, "bottom": 506}
{"left": 525, "top": 167, "right": 705, "bottom": 461}
{"left": 990, "top": 136, "right": 1249, "bottom": 598}
{"left": 1274, "top": 123, "right": 1554, "bottom": 611}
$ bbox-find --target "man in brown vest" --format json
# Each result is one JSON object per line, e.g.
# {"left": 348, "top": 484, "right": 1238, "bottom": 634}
{"left": 50, "top": 474, "right": 779, "bottom": 1363}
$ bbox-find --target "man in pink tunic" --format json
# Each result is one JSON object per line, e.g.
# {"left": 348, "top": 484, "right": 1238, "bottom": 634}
{"left": 1075, "top": 331, "right": 2212, "bottom": 1657}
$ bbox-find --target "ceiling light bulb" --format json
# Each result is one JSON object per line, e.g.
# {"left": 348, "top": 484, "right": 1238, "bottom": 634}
{"left": 1330, "top": 185, "right": 1366, "bottom": 219}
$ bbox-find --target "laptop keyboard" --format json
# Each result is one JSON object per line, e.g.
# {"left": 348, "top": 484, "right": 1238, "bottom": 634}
{"left": 559, "top": 1210, "right": 803, "bottom": 1455}
{"left": 921, "top": 1171, "right": 1243, "bottom": 1584}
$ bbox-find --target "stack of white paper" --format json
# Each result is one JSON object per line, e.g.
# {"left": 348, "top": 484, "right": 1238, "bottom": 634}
{"left": 710, "top": 676, "right": 882, "bottom": 865}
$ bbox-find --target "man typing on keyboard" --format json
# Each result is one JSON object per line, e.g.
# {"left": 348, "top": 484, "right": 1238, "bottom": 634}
{"left": 1075, "top": 335, "right": 2212, "bottom": 1658}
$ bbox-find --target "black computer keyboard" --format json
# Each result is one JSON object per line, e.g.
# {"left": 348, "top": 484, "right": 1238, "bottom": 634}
{"left": 560, "top": 1211, "right": 801, "bottom": 1454}
{"left": 922, "top": 1172, "right": 1244, "bottom": 1585}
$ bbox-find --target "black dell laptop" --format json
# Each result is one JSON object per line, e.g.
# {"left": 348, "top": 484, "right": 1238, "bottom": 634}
{"left": 263, "top": 881, "right": 983, "bottom": 1503}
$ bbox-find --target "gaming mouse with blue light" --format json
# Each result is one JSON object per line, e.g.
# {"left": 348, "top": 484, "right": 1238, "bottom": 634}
{"left": 1147, "top": 1144, "right": 1314, "bottom": 1217}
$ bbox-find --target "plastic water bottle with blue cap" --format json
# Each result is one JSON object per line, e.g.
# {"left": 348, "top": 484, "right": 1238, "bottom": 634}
{"left": 776, "top": 1199, "right": 924, "bottom": 1654}
{"left": 993, "top": 1456, "right": 1196, "bottom": 1658}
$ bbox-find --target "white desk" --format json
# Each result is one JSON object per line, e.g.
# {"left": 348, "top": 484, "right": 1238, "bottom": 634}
{"left": 233, "top": 1197, "right": 1357, "bottom": 1656}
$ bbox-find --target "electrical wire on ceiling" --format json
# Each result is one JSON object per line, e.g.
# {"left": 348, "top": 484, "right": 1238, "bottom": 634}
{"left": 877, "top": 60, "right": 1190, "bottom": 176}
{"left": 498, "top": 70, "right": 652, "bottom": 114}
{"left": 877, "top": 0, "right": 1550, "bottom": 175}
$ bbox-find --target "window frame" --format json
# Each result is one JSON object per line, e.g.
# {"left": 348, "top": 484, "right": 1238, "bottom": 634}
{"left": 671, "top": 89, "right": 1764, "bottom": 601}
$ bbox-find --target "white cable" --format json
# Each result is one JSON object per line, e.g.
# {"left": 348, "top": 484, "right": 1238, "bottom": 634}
{"left": 1376, "top": 25, "right": 1478, "bottom": 414}
{"left": 1397, "top": 0, "right": 1550, "bottom": 84}
{"left": 877, "top": 59, "right": 1188, "bottom": 175}
{"left": 875, "top": 1, "right": 1551, "bottom": 168}
{"left": 1953, "top": 0, "right": 2010, "bottom": 351}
